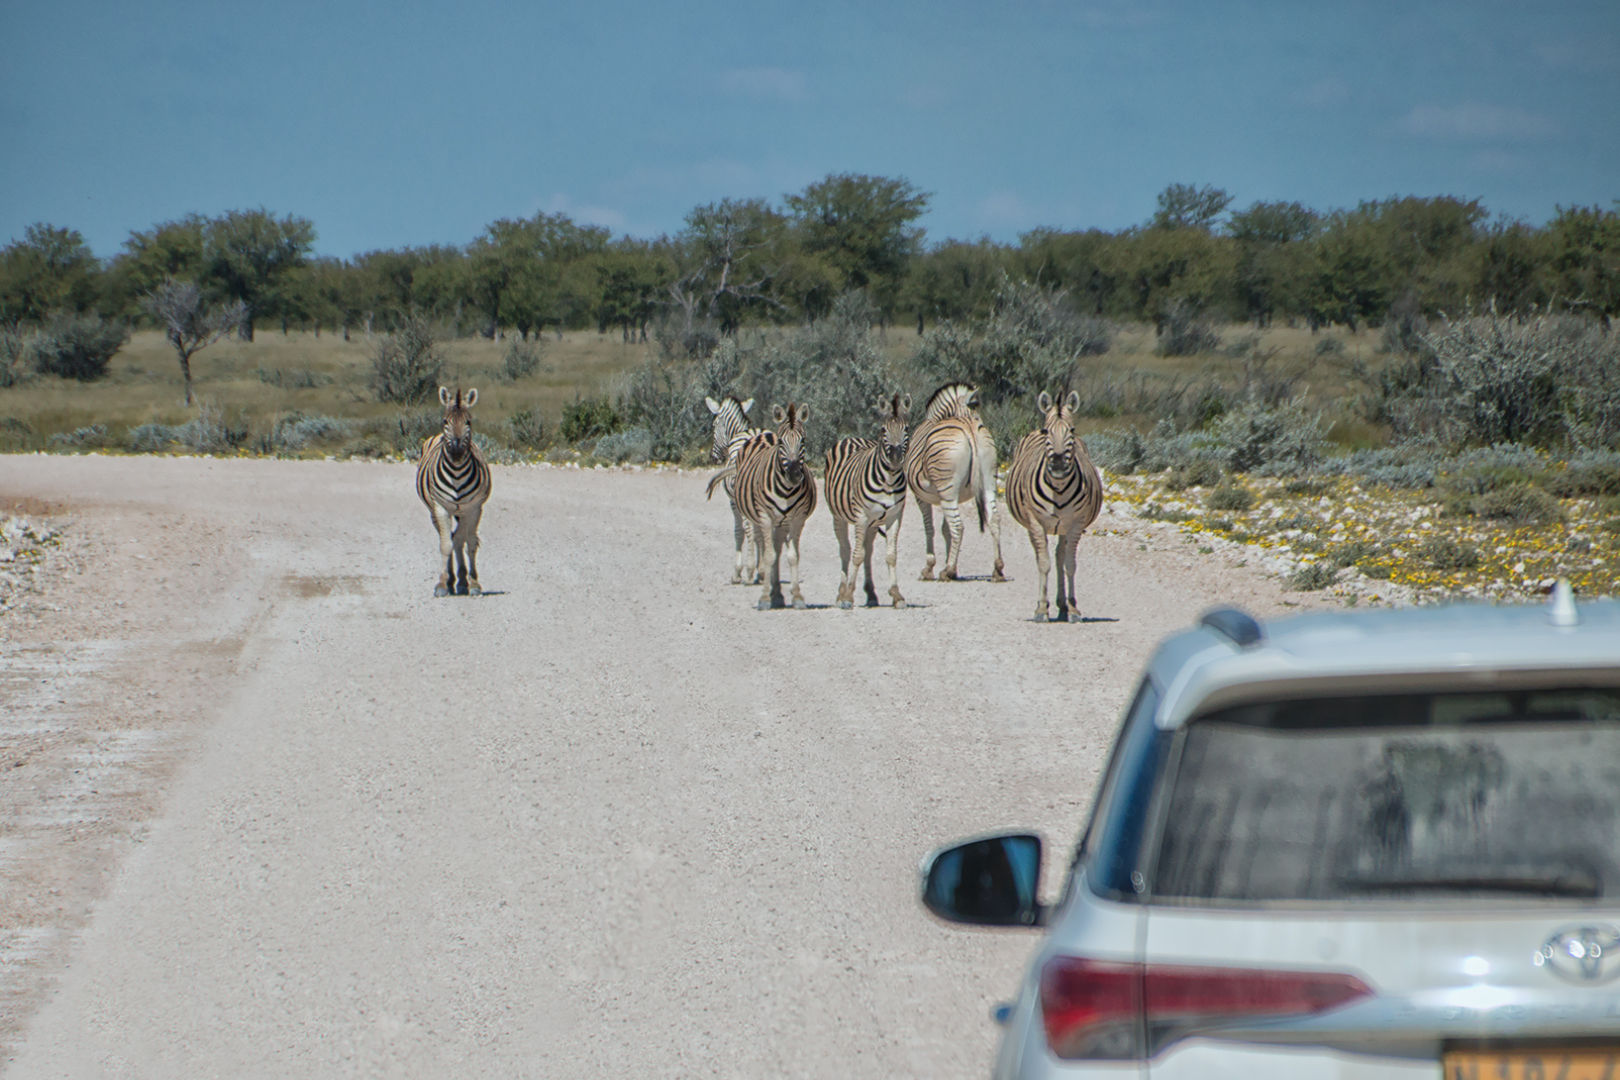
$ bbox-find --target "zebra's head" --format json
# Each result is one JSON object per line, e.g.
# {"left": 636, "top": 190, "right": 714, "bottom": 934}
{"left": 705, "top": 395, "right": 754, "bottom": 464}
{"left": 877, "top": 392, "right": 911, "bottom": 468}
{"left": 1037, "top": 391, "right": 1080, "bottom": 478}
{"left": 771, "top": 402, "right": 810, "bottom": 483}
{"left": 439, "top": 386, "right": 478, "bottom": 458}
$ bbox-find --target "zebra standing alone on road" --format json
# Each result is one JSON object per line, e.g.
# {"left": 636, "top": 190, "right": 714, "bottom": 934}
{"left": 707, "top": 402, "right": 817, "bottom": 609}
{"left": 705, "top": 395, "right": 760, "bottom": 584}
{"left": 1005, "top": 391, "right": 1103, "bottom": 622}
{"left": 902, "top": 382, "right": 1005, "bottom": 583}
{"left": 417, "top": 386, "right": 492, "bottom": 597}
{"left": 825, "top": 392, "right": 911, "bottom": 609}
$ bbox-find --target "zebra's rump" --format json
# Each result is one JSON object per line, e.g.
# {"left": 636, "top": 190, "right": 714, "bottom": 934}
{"left": 417, "top": 434, "right": 492, "bottom": 516}
{"left": 903, "top": 416, "right": 981, "bottom": 501}
{"left": 1005, "top": 431, "right": 1102, "bottom": 533}
{"left": 826, "top": 437, "right": 906, "bottom": 523}
{"left": 734, "top": 435, "right": 817, "bottom": 524}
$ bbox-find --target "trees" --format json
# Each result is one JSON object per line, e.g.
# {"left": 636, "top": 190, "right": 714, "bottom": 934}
{"left": 784, "top": 173, "right": 929, "bottom": 320}
{"left": 202, "top": 209, "right": 316, "bottom": 340}
{"left": 1150, "top": 184, "right": 1234, "bottom": 232}
{"left": 1226, "top": 201, "right": 1321, "bottom": 326}
{"left": 108, "top": 216, "right": 208, "bottom": 317}
{"left": 667, "top": 198, "right": 790, "bottom": 335}
{"left": 142, "top": 278, "right": 247, "bottom": 405}
{"left": 0, "top": 224, "right": 103, "bottom": 323}
{"left": 1545, "top": 204, "right": 1620, "bottom": 323}
{"left": 466, "top": 212, "right": 610, "bottom": 338}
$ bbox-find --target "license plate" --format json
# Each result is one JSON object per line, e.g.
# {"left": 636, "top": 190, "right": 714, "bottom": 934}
{"left": 1442, "top": 1049, "right": 1619, "bottom": 1080}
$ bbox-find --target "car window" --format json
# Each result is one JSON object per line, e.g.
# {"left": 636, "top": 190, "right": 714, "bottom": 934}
{"left": 1152, "top": 688, "right": 1620, "bottom": 904}
{"left": 1080, "top": 679, "right": 1170, "bottom": 901}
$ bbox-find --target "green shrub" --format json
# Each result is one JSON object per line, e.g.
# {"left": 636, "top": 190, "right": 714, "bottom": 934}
{"left": 47, "top": 424, "right": 110, "bottom": 450}
{"left": 508, "top": 408, "right": 546, "bottom": 449}
{"left": 594, "top": 427, "right": 653, "bottom": 464}
{"left": 1166, "top": 460, "right": 1223, "bottom": 490}
{"left": 1330, "top": 540, "right": 1379, "bottom": 568}
{"left": 1544, "top": 453, "right": 1620, "bottom": 497}
{"left": 1205, "top": 484, "right": 1255, "bottom": 512}
{"left": 1287, "top": 562, "right": 1338, "bottom": 591}
{"left": 560, "top": 395, "right": 622, "bottom": 443}
{"left": 501, "top": 338, "right": 545, "bottom": 382}
{"left": 1421, "top": 538, "right": 1482, "bottom": 571}
{"left": 1156, "top": 298, "right": 1220, "bottom": 357}
{"left": 370, "top": 315, "right": 444, "bottom": 404}
{"left": 1469, "top": 483, "right": 1564, "bottom": 525}
{"left": 32, "top": 313, "right": 129, "bottom": 381}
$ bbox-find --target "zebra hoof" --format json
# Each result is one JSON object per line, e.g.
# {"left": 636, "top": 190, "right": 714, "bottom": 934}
{"left": 941, "top": 570, "right": 958, "bottom": 582}
{"left": 838, "top": 600, "right": 853, "bottom": 610}
{"left": 1034, "top": 610, "right": 1049, "bottom": 622}
{"left": 918, "top": 569, "right": 935, "bottom": 581}
{"left": 434, "top": 586, "right": 450, "bottom": 598}
{"left": 469, "top": 585, "right": 483, "bottom": 597}
{"left": 893, "top": 599, "right": 907, "bottom": 610}
{"left": 756, "top": 599, "right": 772, "bottom": 611}
{"left": 793, "top": 598, "right": 807, "bottom": 610}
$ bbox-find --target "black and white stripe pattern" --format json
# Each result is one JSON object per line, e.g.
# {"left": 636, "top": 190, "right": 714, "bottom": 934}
{"left": 705, "top": 395, "right": 762, "bottom": 584}
{"left": 709, "top": 402, "right": 818, "bottom": 609}
{"left": 825, "top": 392, "right": 910, "bottom": 609}
{"left": 1005, "top": 390, "right": 1103, "bottom": 622}
{"left": 902, "top": 382, "right": 1005, "bottom": 583}
{"left": 416, "top": 386, "right": 492, "bottom": 597}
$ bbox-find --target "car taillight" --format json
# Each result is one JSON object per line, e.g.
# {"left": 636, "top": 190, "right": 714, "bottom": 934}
{"left": 1040, "top": 957, "right": 1374, "bottom": 1060}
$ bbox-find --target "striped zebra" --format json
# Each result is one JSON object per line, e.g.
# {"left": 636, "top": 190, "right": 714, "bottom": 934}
{"left": 705, "top": 395, "right": 761, "bottom": 584}
{"left": 825, "top": 392, "right": 911, "bottom": 609}
{"left": 706, "top": 402, "right": 817, "bottom": 610}
{"left": 1005, "top": 391, "right": 1103, "bottom": 622}
{"left": 416, "top": 386, "right": 493, "bottom": 597}
{"left": 902, "top": 382, "right": 1005, "bottom": 583}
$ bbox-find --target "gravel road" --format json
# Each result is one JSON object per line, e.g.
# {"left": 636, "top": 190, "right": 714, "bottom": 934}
{"left": 0, "top": 455, "right": 1326, "bottom": 1078}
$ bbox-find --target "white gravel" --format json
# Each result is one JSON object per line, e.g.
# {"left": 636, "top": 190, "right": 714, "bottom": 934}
{"left": 0, "top": 455, "right": 1329, "bottom": 1079}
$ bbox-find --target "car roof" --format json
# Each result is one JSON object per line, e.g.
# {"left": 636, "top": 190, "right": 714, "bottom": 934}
{"left": 1147, "top": 596, "right": 1620, "bottom": 728}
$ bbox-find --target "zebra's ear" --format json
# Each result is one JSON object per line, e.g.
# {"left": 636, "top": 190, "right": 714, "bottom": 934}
{"left": 772, "top": 404, "right": 787, "bottom": 424}
{"left": 465, "top": 388, "right": 478, "bottom": 407}
{"left": 900, "top": 393, "right": 911, "bottom": 415}
{"left": 797, "top": 403, "right": 810, "bottom": 423}
{"left": 439, "top": 386, "right": 453, "bottom": 408}
{"left": 740, "top": 398, "right": 754, "bottom": 415}
{"left": 1037, "top": 391, "right": 1054, "bottom": 414}
{"left": 705, "top": 396, "right": 721, "bottom": 415}
{"left": 1064, "top": 390, "right": 1079, "bottom": 413}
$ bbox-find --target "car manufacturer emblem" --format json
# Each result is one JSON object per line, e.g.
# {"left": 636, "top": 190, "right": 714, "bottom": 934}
{"left": 1534, "top": 925, "right": 1620, "bottom": 985}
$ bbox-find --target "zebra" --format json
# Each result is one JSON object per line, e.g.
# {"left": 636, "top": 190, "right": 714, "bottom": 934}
{"left": 1005, "top": 390, "right": 1103, "bottom": 622}
{"left": 705, "top": 395, "right": 761, "bottom": 584}
{"left": 416, "top": 386, "right": 493, "bottom": 597}
{"left": 707, "top": 402, "right": 817, "bottom": 610}
{"left": 902, "top": 382, "right": 1005, "bottom": 583}
{"left": 825, "top": 392, "right": 911, "bottom": 609}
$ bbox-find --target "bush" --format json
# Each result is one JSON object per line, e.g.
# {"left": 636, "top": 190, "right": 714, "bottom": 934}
{"left": 1155, "top": 298, "right": 1220, "bottom": 357}
{"left": 257, "top": 367, "right": 331, "bottom": 389}
{"left": 1314, "top": 335, "right": 1346, "bottom": 358}
{"left": 1287, "top": 562, "right": 1338, "bottom": 591}
{"left": 1421, "top": 538, "right": 1481, "bottom": 571}
{"left": 501, "top": 338, "right": 545, "bottom": 382}
{"left": 370, "top": 315, "right": 444, "bottom": 404}
{"left": 620, "top": 336, "right": 746, "bottom": 460}
{"left": 1544, "top": 452, "right": 1620, "bottom": 497}
{"left": 31, "top": 312, "right": 129, "bottom": 381}
{"left": 48, "top": 424, "right": 110, "bottom": 450}
{"left": 593, "top": 427, "right": 653, "bottom": 464}
{"left": 1205, "top": 484, "right": 1255, "bottom": 512}
{"left": 1166, "top": 460, "right": 1224, "bottom": 491}
{"left": 0, "top": 327, "right": 37, "bottom": 388}
{"left": 266, "top": 412, "right": 355, "bottom": 454}
{"left": 127, "top": 403, "right": 248, "bottom": 454}
{"left": 508, "top": 408, "right": 546, "bottom": 449}
{"left": 1468, "top": 482, "right": 1564, "bottom": 525}
{"left": 1330, "top": 540, "right": 1379, "bottom": 568}
{"left": 1208, "top": 399, "right": 1325, "bottom": 475}
{"left": 560, "top": 395, "right": 622, "bottom": 443}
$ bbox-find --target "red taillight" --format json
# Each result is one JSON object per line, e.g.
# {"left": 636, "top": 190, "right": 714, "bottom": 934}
{"left": 1040, "top": 957, "right": 1374, "bottom": 1061}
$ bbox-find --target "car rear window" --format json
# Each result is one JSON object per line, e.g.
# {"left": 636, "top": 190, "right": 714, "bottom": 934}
{"left": 1152, "top": 688, "right": 1620, "bottom": 904}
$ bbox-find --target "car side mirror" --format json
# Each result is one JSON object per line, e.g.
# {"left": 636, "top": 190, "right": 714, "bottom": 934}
{"left": 919, "top": 832, "right": 1046, "bottom": 928}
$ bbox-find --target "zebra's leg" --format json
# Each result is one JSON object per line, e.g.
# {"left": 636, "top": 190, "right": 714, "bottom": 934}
{"left": 786, "top": 518, "right": 807, "bottom": 610}
{"left": 459, "top": 504, "right": 484, "bottom": 596}
{"left": 431, "top": 504, "right": 457, "bottom": 597}
{"left": 939, "top": 497, "right": 965, "bottom": 581}
{"left": 986, "top": 489, "right": 1007, "bottom": 583}
{"left": 834, "top": 516, "right": 855, "bottom": 609}
{"left": 859, "top": 520, "right": 880, "bottom": 607}
{"left": 885, "top": 507, "right": 906, "bottom": 608}
{"left": 917, "top": 501, "right": 937, "bottom": 580}
{"left": 753, "top": 517, "right": 774, "bottom": 610}
{"left": 730, "top": 497, "right": 748, "bottom": 584}
{"left": 1063, "top": 527, "right": 1082, "bottom": 620}
{"left": 1028, "top": 525, "right": 1052, "bottom": 621}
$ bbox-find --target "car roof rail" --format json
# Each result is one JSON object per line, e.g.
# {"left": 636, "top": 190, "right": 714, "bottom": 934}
{"left": 1200, "top": 607, "right": 1264, "bottom": 648}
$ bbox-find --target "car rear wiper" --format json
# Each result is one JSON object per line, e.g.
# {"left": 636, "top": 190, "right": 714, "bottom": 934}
{"left": 1336, "top": 872, "right": 1601, "bottom": 899}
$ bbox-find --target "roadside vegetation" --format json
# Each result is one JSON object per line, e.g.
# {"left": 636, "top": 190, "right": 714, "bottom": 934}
{"left": 3, "top": 181, "right": 1618, "bottom": 601}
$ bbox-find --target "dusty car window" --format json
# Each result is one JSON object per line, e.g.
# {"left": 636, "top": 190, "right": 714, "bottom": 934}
{"left": 1153, "top": 689, "right": 1620, "bottom": 903}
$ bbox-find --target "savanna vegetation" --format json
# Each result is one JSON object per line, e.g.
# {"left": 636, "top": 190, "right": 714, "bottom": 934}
{"left": 3, "top": 178, "right": 1618, "bottom": 601}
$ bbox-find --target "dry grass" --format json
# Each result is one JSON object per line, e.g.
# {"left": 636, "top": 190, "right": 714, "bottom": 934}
{"left": 0, "top": 329, "right": 657, "bottom": 442}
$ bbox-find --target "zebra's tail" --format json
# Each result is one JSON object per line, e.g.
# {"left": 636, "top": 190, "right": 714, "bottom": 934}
{"left": 705, "top": 465, "right": 735, "bottom": 501}
{"left": 975, "top": 485, "right": 987, "bottom": 533}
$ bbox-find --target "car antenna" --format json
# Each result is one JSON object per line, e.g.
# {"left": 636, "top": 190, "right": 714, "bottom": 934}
{"left": 1547, "top": 578, "right": 1578, "bottom": 627}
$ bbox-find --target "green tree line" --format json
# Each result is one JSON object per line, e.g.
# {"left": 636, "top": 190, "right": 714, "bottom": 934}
{"left": 4, "top": 179, "right": 1617, "bottom": 348}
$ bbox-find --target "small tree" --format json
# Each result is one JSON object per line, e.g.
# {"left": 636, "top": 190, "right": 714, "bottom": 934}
{"left": 32, "top": 312, "right": 130, "bottom": 381}
{"left": 370, "top": 314, "right": 444, "bottom": 404}
{"left": 142, "top": 279, "right": 246, "bottom": 405}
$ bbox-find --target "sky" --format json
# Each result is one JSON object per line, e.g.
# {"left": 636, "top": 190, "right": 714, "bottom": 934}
{"left": 2, "top": 0, "right": 1617, "bottom": 260}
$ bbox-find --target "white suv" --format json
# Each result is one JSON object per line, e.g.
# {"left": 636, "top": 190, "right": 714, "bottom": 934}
{"left": 921, "top": 589, "right": 1620, "bottom": 1079}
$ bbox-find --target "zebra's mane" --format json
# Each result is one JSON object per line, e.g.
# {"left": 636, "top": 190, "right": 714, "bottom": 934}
{"left": 922, "top": 382, "right": 979, "bottom": 421}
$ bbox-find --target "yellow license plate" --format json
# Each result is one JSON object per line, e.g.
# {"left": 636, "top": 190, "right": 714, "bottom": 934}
{"left": 1442, "top": 1049, "right": 1619, "bottom": 1080}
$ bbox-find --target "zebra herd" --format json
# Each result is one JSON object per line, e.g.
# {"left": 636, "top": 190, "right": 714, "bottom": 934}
{"left": 705, "top": 383, "right": 1105, "bottom": 621}
{"left": 412, "top": 381, "right": 1105, "bottom": 621}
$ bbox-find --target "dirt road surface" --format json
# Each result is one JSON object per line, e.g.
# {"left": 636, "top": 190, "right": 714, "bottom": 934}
{"left": 0, "top": 455, "right": 1325, "bottom": 1078}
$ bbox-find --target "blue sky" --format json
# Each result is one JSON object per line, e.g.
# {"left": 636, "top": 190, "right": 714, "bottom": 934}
{"left": 2, "top": 0, "right": 1616, "bottom": 259}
